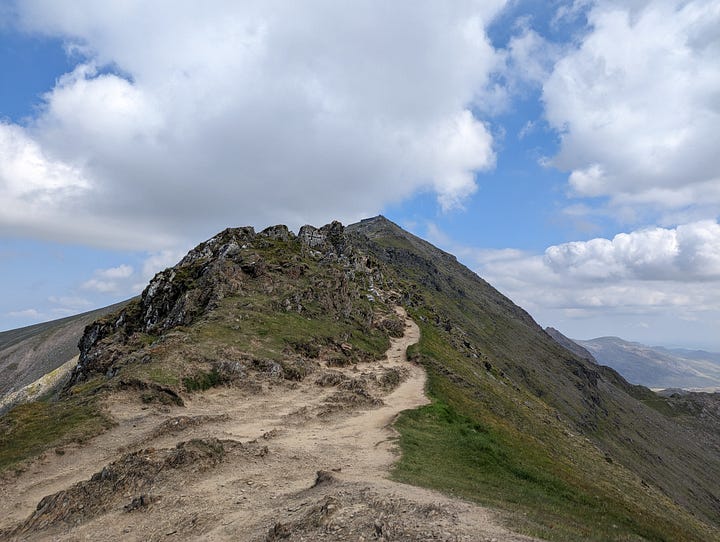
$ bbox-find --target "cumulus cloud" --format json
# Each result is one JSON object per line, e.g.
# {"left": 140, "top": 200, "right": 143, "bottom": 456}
{"left": 7, "top": 308, "right": 41, "bottom": 319}
{"left": 97, "top": 264, "right": 133, "bottom": 279}
{"left": 0, "top": 122, "right": 89, "bottom": 226}
{"left": 469, "top": 221, "right": 720, "bottom": 332}
{"left": 0, "top": 121, "right": 178, "bottom": 249}
{"left": 544, "top": 0, "right": 720, "bottom": 216}
{"left": 81, "top": 264, "right": 135, "bottom": 293}
{"left": 544, "top": 220, "right": 720, "bottom": 281}
{"left": 503, "top": 23, "right": 563, "bottom": 89}
{"left": 0, "top": 0, "right": 513, "bottom": 249}
{"left": 79, "top": 248, "right": 189, "bottom": 297}
{"left": 398, "top": 218, "right": 720, "bottom": 345}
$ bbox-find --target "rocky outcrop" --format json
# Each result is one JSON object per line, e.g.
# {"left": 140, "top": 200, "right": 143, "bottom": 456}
{"left": 299, "top": 221, "right": 347, "bottom": 256}
{"left": 69, "top": 221, "right": 393, "bottom": 387}
{"left": 259, "top": 224, "right": 295, "bottom": 242}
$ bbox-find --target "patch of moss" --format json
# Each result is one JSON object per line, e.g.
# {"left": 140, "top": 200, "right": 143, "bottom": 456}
{"left": 183, "top": 368, "right": 223, "bottom": 392}
{"left": 146, "top": 367, "right": 180, "bottom": 387}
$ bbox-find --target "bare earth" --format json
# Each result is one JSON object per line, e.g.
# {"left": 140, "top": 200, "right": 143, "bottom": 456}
{"left": 0, "top": 308, "right": 539, "bottom": 541}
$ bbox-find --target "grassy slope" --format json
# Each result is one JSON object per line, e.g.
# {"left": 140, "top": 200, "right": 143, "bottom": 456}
{"left": 347, "top": 217, "right": 720, "bottom": 541}
{"left": 0, "top": 394, "right": 112, "bottom": 471}
{"left": 394, "top": 321, "right": 712, "bottom": 541}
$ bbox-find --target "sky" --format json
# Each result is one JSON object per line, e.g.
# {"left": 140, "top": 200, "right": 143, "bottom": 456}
{"left": 0, "top": 0, "right": 719, "bottom": 350}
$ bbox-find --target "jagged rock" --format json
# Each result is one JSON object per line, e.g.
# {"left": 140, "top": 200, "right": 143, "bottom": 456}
{"left": 299, "top": 221, "right": 346, "bottom": 256}
{"left": 318, "top": 221, "right": 346, "bottom": 255}
{"left": 298, "top": 224, "right": 326, "bottom": 248}
{"left": 259, "top": 225, "right": 295, "bottom": 241}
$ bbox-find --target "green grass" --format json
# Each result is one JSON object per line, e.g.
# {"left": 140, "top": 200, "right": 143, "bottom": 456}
{"left": 348, "top": 327, "right": 390, "bottom": 359}
{"left": 183, "top": 368, "right": 222, "bottom": 391}
{"left": 192, "top": 296, "right": 389, "bottom": 362}
{"left": 392, "top": 319, "right": 715, "bottom": 542}
{"left": 0, "top": 397, "right": 112, "bottom": 471}
{"left": 395, "top": 401, "right": 671, "bottom": 541}
{"left": 147, "top": 366, "right": 180, "bottom": 387}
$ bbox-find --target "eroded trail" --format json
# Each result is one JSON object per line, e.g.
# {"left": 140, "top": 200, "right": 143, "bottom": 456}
{"left": 1, "top": 308, "right": 539, "bottom": 541}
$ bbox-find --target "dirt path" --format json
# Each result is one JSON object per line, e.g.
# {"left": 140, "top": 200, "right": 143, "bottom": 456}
{"left": 1, "top": 308, "right": 540, "bottom": 541}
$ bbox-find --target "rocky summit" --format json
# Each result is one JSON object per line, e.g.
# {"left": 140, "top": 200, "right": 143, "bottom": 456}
{"left": 0, "top": 216, "right": 719, "bottom": 542}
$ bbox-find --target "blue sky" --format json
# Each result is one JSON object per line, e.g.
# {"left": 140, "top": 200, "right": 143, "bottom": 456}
{"left": 1, "top": 1, "right": 719, "bottom": 350}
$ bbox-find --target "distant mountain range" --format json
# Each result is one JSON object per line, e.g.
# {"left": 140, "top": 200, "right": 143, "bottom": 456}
{"left": 546, "top": 330, "right": 720, "bottom": 390}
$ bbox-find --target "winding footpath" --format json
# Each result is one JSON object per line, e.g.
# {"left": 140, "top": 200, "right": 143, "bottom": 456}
{"left": 1, "top": 307, "right": 540, "bottom": 541}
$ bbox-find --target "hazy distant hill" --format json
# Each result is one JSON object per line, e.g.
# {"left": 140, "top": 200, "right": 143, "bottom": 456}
{"left": 575, "top": 336, "right": 720, "bottom": 390}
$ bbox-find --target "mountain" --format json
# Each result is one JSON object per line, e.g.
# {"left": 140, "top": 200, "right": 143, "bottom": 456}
{"left": 576, "top": 336, "right": 720, "bottom": 390}
{"left": 0, "top": 216, "right": 718, "bottom": 542}
{"left": 663, "top": 347, "right": 720, "bottom": 365}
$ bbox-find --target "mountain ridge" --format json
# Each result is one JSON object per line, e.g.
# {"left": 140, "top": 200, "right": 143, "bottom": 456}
{"left": 0, "top": 216, "right": 718, "bottom": 541}
{"left": 574, "top": 335, "right": 720, "bottom": 390}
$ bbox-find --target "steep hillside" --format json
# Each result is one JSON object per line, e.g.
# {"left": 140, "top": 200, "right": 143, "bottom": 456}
{"left": 349, "top": 216, "right": 720, "bottom": 541}
{"left": 545, "top": 327, "right": 597, "bottom": 364}
{"left": 576, "top": 336, "right": 720, "bottom": 390}
{"left": 1, "top": 217, "right": 718, "bottom": 541}
{"left": 0, "top": 301, "right": 131, "bottom": 401}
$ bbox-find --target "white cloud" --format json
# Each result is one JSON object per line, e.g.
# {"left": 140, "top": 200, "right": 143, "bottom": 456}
{"left": 96, "top": 264, "right": 133, "bottom": 280}
{"left": 543, "top": 220, "right": 720, "bottom": 281}
{"left": 48, "top": 296, "right": 92, "bottom": 309}
{"left": 420, "top": 219, "right": 720, "bottom": 348}
{"left": 80, "top": 278, "right": 119, "bottom": 294}
{"left": 7, "top": 308, "right": 41, "bottom": 319}
{"left": 0, "top": 121, "right": 178, "bottom": 249}
{"left": 544, "top": 0, "right": 720, "bottom": 216}
{"left": 504, "top": 24, "right": 562, "bottom": 88}
{"left": 0, "top": 0, "right": 512, "bottom": 249}
{"left": 82, "top": 264, "right": 135, "bottom": 293}
{"left": 0, "top": 122, "right": 89, "bottom": 219}
{"left": 426, "top": 110, "right": 495, "bottom": 211}
{"left": 79, "top": 250, "right": 187, "bottom": 296}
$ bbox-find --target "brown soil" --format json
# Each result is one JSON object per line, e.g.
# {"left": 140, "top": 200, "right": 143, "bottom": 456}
{"left": 0, "top": 308, "right": 540, "bottom": 541}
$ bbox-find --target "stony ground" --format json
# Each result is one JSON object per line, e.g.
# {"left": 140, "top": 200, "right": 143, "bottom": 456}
{"left": 0, "top": 308, "right": 540, "bottom": 541}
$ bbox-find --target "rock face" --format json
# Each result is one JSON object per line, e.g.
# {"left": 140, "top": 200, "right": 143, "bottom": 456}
{"left": 298, "top": 221, "right": 347, "bottom": 256}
